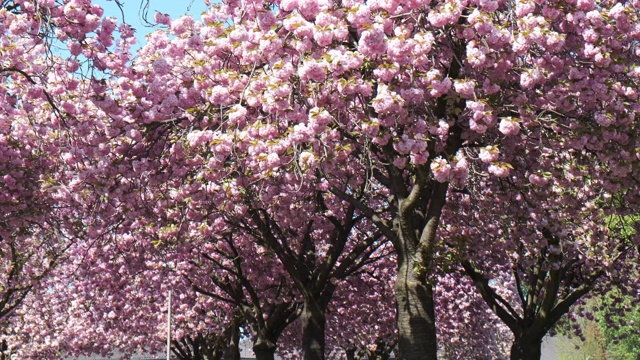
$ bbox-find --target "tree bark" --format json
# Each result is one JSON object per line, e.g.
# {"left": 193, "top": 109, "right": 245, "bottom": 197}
{"left": 509, "top": 334, "right": 543, "bottom": 360}
{"left": 223, "top": 316, "right": 241, "bottom": 360}
{"left": 301, "top": 297, "right": 326, "bottom": 360}
{"left": 253, "top": 340, "right": 277, "bottom": 360}
{"left": 394, "top": 256, "right": 437, "bottom": 360}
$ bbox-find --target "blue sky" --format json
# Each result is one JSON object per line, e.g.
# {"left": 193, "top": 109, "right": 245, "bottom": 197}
{"left": 94, "top": 0, "right": 210, "bottom": 51}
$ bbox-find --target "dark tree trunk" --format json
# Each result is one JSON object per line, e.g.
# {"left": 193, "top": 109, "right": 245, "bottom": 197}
{"left": 394, "top": 257, "right": 437, "bottom": 360}
{"left": 345, "top": 348, "right": 357, "bottom": 360}
{"left": 223, "top": 316, "right": 241, "bottom": 360}
{"left": 253, "top": 340, "right": 277, "bottom": 360}
{"left": 301, "top": 297, "right": 326, "bottom": 360}
{"left": 509, "top": 334, "right": 543, "bottom": 360}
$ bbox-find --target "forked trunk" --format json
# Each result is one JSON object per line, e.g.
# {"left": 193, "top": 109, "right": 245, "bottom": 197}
{"left": 301, "top": 297, "right": 326, "bottom": 360}
{"left": 394, "top": 258, "right": 437, "bottom": 360}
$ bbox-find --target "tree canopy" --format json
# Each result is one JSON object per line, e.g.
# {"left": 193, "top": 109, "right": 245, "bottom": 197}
{"left": 1, "top": 0, "right": 640, "bottom": 359}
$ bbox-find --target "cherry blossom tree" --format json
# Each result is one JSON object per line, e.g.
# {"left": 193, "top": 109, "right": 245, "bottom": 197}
{"left": 0, "top": 1, "right": 121, "bottom": 356}
{"left": 5, "top": 0, "right": 640, "bottom": 359}
{"left": 65, "top": 0, "right": 640, "bottom": 358}
{"left": 63, "top": 3, "right": 396, "bottom": 359}
{"left": 443, "top": 146, "right": 640, "bottom": 360}
{"left": 4, "top": 225, "right": 248, "bottom": 359}
{"left": 185, "top": 230, "right": 303, "bottom": 360}
{"left": 79, "top": 1, "right": 457, "bottom": 356}
{"left": 429, "top": 0, "right": 640, "bottom": 357}
{"left": 0, "top": 112, "right": 75, "bottom": 358}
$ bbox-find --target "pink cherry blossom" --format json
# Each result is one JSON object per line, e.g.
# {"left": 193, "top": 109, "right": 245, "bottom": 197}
{"left": 431, "top": 157, "right": 452, "bottom": 183}
{"left": 498, "top": 117, "right": 521, "bottom": 136}
{"left": 479, "top": 146, "right": 499, "bottom": 163}
{"left": 488, "top": 162, "right": 512, "bottom": 177}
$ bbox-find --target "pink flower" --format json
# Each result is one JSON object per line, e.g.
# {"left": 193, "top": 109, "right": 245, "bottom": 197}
{"left": 62, "top": 152, "right": 76, "bottom": 165}
{"left": 119, "top": 23, "right": 135, "bottom": 40}
{"left": 583, "top": 43, "right": 600, "bottom": 58}
{"left": 308, "top": 107, "right": 333, "bottom": 133}
{"left": 428, "top": 11, "right": 450, "bottom": 28}
{"left": 512, "top": 34, "right": 531, "bottom": 54}
{"left": 498, "top": 117, "right": 521, "bottom": 136}
{"left": 429, "top": 78, "right": 452, "bottom": 98}
{"left": 359, "top": 28, "right": 387, "bottom": 57}
{"left": 577, "top": 0, "right": 596, "bottom": 11}
{"left": 171, "top": 16, "right": 193, "bottom": 36}
{"left": 97, "top": 17, "right": 116, "bottom": 46}
{"left": 83, "top": 13, "right": 101, "bottom": 32}
{"left": 298, "top": 0, "right": 331, "bottom": 18}
{"left": 466, "top": 100, "right": 495, "bottom": 133}
{"left": 413, "top": 31, "right": 435, "bottom": 56}
{"left": 430, "top": 119, "right": 450, "bottom": 141}
{"left": 466, "top": 41, "right": 487, "bottom": 68}
{"left": 372, "top": 84, "right": 404, "bottom": 114}
{"left": 289, "top": 124, "right": 312, "bottom": 143}
{"left": 488, "top": 162, "right": 512, "bottom": 177}
{"left": 299, "top": 151, "right": 317, "bottom": 169}
{"left": 267, "top": 152, "right": 281, "bottom": 168}
{"left": 314, "top": 29, "right": 334, "bottom": 46}
{"left": 594, "top": 53, "right": 611, "bottom": 67}
{"left": 369, "top": 0, "right": 400, "bottom": 12}
{"left": 544, "top": 32, "right": 565, "bottom": 52}
{"left": 520, "top": 69, "right": 540, "bottom": 89}
{"left": 280, "top": 0, "right": 298, "bottom": 12}
{"left": 479, "top": 0, "right": 499, "bottom": 12}
{"left": 411, "top": 152, "right": 429, "bottom": 165}
{"left": 387, "top": 37, "right": 414, "bottom": 64}
{"left": 317, "top": 179, "right": 330, "bottom": 191}
{"left": 373, "top": 64, "right": 399, "bottom": 82}
{"left": 152, "top": 57, "right": 171, "bottom": 75}
{"left": 227, "top": 105, "right": 248, "bottom": 127}
{"left": 528, "top": 173, "right": 549, "bottom": 186}
{"left": 2, "top": 175, "right": 16, "bottom": 190}
{"left": 393, "top": 157, "right": 407, "bottom": 169}
{"left": 478, "top": 146, "right": 499, "bottom": 163}
{"left": 298, "top": 0, "right": 319, "bottom": 16}
{"left": 515, "top": 1, "right": 536, "bottom": 17}
{"left": 187, "top": 130, "right": 213, "bottom": 147}
{"left": 454, "top": 80, "right": 476, "bottom": 99}
{"left": 315, "top": 12, "right": 339, "bottom": 27}
{"left": 393, "top": 134, "right": 414, "bottom": 154}
{"left": 581, "top": 28, "right": 599, "bottom": 43}
{"left": 431, "top": 157, "right": 451, "bottom": 183}
{"left": 209, "top": 85, "right": 232, "bottom": 105}
{"left": 594, "top": 112, "right": 614, "bottom": 127}
{"left": 67, "top": 41, "right": 83, "bottom": 56}
{"left": 586, "top": 10, "right": 604, "bottom": 26}
{"left": 299, "top": 60, "right": 327, "bottom": 82}
{"left": 450, "top": 156, "right": 469, "bottom": 187}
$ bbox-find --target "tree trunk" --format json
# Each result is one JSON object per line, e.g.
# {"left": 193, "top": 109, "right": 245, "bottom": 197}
{"left": 509, "top": 334, "right": 542, "bottom": 360}
{"left": 345, "top": 348, "right": 357, "bottom": 360}
{"left": 223, "top": 317, "right": 241, "bottom": 360}
{"left": 394, "top": 257, "right": 437, "bottom": 360}
{"left": 301, "top": 297, "right": 326, "bottom": 360}
{"left": 253, "top": 340, "right": 277, "bottom": 360}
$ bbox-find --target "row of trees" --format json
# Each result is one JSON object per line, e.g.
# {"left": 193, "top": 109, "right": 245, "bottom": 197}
{"left": 1, "top": 0, "right": 640, "bottom": 359}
